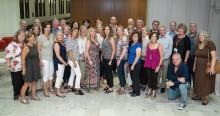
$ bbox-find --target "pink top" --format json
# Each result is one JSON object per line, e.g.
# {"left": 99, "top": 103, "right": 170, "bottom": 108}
{"left": 144, "top": 44, "right": 160, "bottom": 69}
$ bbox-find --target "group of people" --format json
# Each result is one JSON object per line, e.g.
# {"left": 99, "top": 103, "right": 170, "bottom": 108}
{"left": 5, "top": 16, "right": 217, "bottom": 110}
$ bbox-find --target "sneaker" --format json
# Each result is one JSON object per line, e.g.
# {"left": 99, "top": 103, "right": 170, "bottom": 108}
{"left": 178, "top": 104, "right": 186, "bottom": 110}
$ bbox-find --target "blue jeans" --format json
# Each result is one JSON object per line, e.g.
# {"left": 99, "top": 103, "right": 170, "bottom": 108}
{"left": 168, "top": 82, "right": 190, "bottom": 105}
{"left": 117, "top": 60, "right": 126, "bottom": 87}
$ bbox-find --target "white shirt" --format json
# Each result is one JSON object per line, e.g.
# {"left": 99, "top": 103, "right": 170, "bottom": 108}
{"left": 96, "top": 33, "right": 104, "bottom": 48}
{"left": 141, "top": 36, "right": 150, "bottom": 60}
{"left": 77, "top": 36, "right": 87, "bottom": 54}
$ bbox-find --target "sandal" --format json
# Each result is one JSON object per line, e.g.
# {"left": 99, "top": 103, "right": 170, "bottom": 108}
{"left": 49, "top": 89, "right": 55, "bottom": 94}
{"left": 118, "top": 89, "right": 126, "bottom": 95}
{"left": 31, "top": 96, "right": 41, "bottom": 101}
{"left": 104, "top": 88, "right": 113, "bottom": 94}
{"left": 102, "top": 87, "right": 109, "bottom": 91}
{"left": 56, "top": 93, "right": 66, "bottom": 98}
{"left": 151, "top": 90, "right": 156, "bottom": 99}
{"left": 20, "top": 97, "right": 29, "bottom": 104}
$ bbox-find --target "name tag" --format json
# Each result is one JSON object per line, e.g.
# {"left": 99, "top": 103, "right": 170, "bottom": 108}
{"left": 174, "top": 48, "right": 178, "bottom": 52}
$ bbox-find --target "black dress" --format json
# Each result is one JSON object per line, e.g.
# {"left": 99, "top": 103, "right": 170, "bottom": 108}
{"left": 23, "top": 45, "right": 41, "bottom": 82}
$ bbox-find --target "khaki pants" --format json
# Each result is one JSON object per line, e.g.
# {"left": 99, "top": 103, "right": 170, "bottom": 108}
{"left": 158, "top": 59, "right": 170, "bottom": 88}
{"left": 79, "top": 60, "right": 87, "bottom": 82}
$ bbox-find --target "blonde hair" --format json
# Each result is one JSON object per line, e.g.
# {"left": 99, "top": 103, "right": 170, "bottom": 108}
{"left": 197, "top": 31, "right": 210, "bottom": 48}
{"left": 87, "top": 27, "right": 97, "bottom": 41}
{"left": 55, "top": 31, "right": 64, "bottom": 42}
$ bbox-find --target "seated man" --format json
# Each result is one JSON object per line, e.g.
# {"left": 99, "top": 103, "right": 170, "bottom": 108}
{"left": 166, "top": 53, "right": 190, "bottom": 110}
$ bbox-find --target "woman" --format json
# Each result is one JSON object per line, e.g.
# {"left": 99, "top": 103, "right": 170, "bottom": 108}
{"left": 53, "top": 31, "right": 68, "bottom": 97}
{"left": 128, "top": 31, "right": 142, "bottom": 97}
{"left": 5, "top": 30, "right": 25, "bottom": 100}
{"left": 115, "top": 25, "right": 128, "bottom": 95}
{"left": 96, "top": 25, "right": 105, "bottom": 87}
{"left": 85, "top": 27, "right": 100, "bottom": 90}
{"left": 20, "top": 32, "right": 41, "bottom": 104}
{"left": 140, "top": 26, "right": 150, "bottom": 91}
{"left": 102, "top": 26, "right": 115, "bottom": 93}
{"left": 66, "top": 28, "right": 84, "bottom": 95}
{"left": 83, "top": 19, "right": 91, "bottom": 29}
{"left": 37, "top": 22, "right": 55, "bottom": 97}
{"left": 144, "top": 32, "right": 163, "bottom": 99}
{"left": 32, "top": 24, "right": 41, "bottom": 37}
{"left": 172, "top": 23, "right": 190, "bottom": 64}
{"left": 193, "top": 31, "right": 217, "bottom": 105}
{"left": 126, "top": 26, "right": 134, "bottom": 91}
{"left": 78, "top": 26, "right": 88, "bottom": 88}
{"left": 71, "top": 21, "right": 79, "bottom": 30}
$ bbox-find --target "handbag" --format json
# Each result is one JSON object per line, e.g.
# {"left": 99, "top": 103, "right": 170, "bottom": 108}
{"left": 206, "top": 50, "right": 220, "bottom": 74}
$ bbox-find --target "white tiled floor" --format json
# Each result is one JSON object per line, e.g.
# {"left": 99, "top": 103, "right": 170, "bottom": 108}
{"left": 0, "top": 64, "right": 220, "bottom": 116}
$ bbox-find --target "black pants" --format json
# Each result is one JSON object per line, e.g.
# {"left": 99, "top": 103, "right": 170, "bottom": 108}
{"left": 103, "top": 58, "right": 114, "bottom": 88}
{"left": 112, "top": 58, "right": 117, "bottom": 74}
{"left": 63, "top": 65, "right": 71, "bottom": 84}
{"left": 146, "top": 68, "right": 158, "bottom": 90}
{"left": 187, "top": 56, "right": 195, "bottom": 86}
{"left": 130, "top": 64, "right": 141, "bottom": 95}
{"left": 11, "top": 71, "right": 24, "bottom": 97}
{"left": 140, "top": 59, "right": 147, "bottom": 86}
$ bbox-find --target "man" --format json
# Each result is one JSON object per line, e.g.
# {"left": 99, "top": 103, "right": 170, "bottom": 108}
{"left": 149, "top": 20, "right": 160, "bottom": 34}
{"left": 33, "top": 18, "right": 42, "bottom": 34}
{"left": 166, "top": 53, "right": 190, "bottom": 110}
{"left": 136, "top": 18, "right": 144, "bottom": 33}
{"left": 187, "top": 22, "right": 198, "bottom": 87}
{"left": 60, "top": 18, "right": 66, "bottom": 31}
{"left": 15, "top": 20, "right": 28, "bottom": 36}
{"left": 96, "top": 18, "right": 103, "bottom": 28}
{"left": 158, "top": 26, "right": 173, "bottom": 93}
{"left": 167, "top": 20, "right": 177, "bottom": 39}
{"left": 109, "top": 16, "right": 118, "bottom": 36}
{"left": 124, "top": 18, "right": 136, "bottom": 36}
{"left": 52, "top": 18, "right": 60, "bottom": 35}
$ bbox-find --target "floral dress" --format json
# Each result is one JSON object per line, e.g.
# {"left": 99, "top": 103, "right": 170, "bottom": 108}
{"left": 86, "top": 41, "right": 100, "bottom": 88}
{"left": 5, "top": 41, "right": 23, "bottom": 72}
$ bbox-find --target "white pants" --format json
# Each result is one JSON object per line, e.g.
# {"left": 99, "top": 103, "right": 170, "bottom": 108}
{"left": 42, "top": 60, "right": 54, "bottom": 82}
{"left": 68, "top": 61, "right": 81, "bottom": 89}
{"left": 55, "top": 64, "right": 65, "bottom": 89}
{"left": 127, "top": 72, "right": 133, "bottom": 86}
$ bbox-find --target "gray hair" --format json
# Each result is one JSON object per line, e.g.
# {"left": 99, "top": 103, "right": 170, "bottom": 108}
{"left": 172, "top": 53, "right": 182, "bottom": 61}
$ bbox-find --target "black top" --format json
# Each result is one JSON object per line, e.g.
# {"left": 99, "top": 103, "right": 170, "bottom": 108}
{"left": 172, "top": 35, "right": 191, "bottom": 61}
{"left": 53, "top": 42, "right": 67, "bottom": 71}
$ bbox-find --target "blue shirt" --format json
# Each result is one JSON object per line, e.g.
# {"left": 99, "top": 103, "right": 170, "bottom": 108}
{"left": 128, "top": 42, "right": 142, "bottom": 64}
{"left": 158, "top": 35, "right": 173, "bottom": 59}
{"left": 167, "top": 31, "right": 177, "bottom": 39}
{"left": 167, "top": 63, "right": 189, "bottom": 90}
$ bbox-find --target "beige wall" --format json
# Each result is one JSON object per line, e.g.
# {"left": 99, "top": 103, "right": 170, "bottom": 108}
{"left": 0, "top": 0, "right": 20, "bottom": 38}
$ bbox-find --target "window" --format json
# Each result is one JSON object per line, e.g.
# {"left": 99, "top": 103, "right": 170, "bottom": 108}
{"left": 66, "top": 0, "right": 70, "bottom": 13}
{"left": 49, "top": 0, "right": 57, "bottom": 15}
{"left": 19, "top": 0, "right": 30, "bottom": 19}
{"left": 35, "top": 0, "right": 46, "bottom": 17}
{"left": 59, "top": 0, "right": 65, "bottom": 14}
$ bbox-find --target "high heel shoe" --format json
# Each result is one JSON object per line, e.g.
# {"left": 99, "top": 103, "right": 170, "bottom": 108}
{"left": 145, "top": 89, "right": 152, "bottom": 98}
{"left": 151, "top": 90, "right": 156, "bottom": 99}
{"left": 202, "top": 96, "right": 209, "bottom": 105}
{"left": 75, "top": 89, "right": 84, "bottom": 95}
